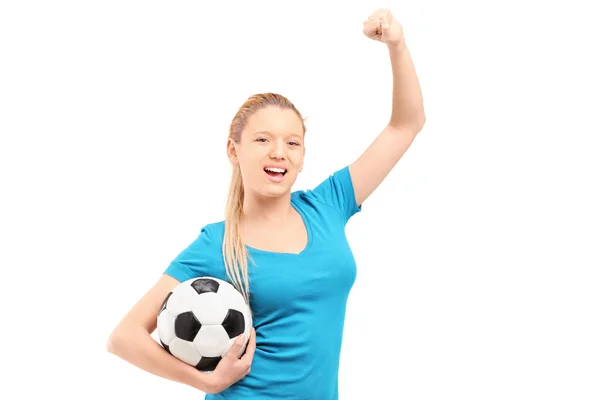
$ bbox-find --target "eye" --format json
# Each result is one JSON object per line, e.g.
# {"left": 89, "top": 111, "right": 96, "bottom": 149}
{"left": 289, "top": 141, "right": 300, "bottom": 146}
{"left": 256, "top": 137, "right": 267, "bottom": 142}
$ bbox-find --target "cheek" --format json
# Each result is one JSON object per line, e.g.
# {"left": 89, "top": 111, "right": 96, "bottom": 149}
{"left": 293, "top": 152, "right": 305, "bottom": 167}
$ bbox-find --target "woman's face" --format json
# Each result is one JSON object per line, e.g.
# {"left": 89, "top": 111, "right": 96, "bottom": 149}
{"left": 227, "top": 106, "right": 305, "bottom": 198}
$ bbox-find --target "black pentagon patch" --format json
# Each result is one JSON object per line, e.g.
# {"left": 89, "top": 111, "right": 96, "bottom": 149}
{"left": 174, "top": 311, "right": 201, "bottom": 341}
{"left": 158, "top": 292, "right": 172, "bottom": 316}
{"left": 191, "top": 278, "right": 220, "bottom": 294}
{"left": 160, "top": 339, "right": 172, "bottom": 355}
{"left": 196, "top": 356, "right": 221, "bottom": 372}
{"left": 222, "top": 309, "right": 245, "bottom": 339}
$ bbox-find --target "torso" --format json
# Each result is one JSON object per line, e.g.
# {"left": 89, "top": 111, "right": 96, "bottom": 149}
{"left": 240, "top": 207, "right": 308, "bottom": 254}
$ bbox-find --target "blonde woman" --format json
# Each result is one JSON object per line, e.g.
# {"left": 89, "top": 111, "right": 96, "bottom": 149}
{"left": 107, "top": 8, "right": 425, "bottom": 400}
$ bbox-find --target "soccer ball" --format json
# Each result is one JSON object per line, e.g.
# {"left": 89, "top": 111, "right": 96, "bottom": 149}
{"left": 157, "top": 276, "right": 252, "bottom": 372}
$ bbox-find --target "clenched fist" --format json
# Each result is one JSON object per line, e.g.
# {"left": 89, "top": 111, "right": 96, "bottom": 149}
{"left": 363, "top": 8, "right": 405, "bottom": 46}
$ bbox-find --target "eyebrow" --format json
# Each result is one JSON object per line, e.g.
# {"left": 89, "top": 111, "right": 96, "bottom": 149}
{"left": 254, "top": 130, "right": 303, "bottom": 139}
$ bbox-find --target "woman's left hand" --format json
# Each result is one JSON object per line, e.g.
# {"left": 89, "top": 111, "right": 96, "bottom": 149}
{"left": 363, "top": 8, "right": 405, "bottom": 47}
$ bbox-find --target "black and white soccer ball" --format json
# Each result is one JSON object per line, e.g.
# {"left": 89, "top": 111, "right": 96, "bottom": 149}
{"left": 157, "top": 277, "right": 252, "bottom": 372}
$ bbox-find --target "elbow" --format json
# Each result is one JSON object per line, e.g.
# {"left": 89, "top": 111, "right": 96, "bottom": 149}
{"left": 411, "top": 110, "right": 427, "bottom": 132}
{"left": 107, "top": 327, "right": 126, "bottom": 355}
{"left": 106, "top": 331, "right": 118, "bottom": 354}
{"left": 412, "top": 114, "right": 426, "bottom": 133}
{"left": 388, "top": 115, "right": 426, "bottom": 135}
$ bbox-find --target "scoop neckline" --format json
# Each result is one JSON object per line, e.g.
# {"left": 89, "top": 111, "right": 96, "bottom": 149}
{"left": 244, "top": 196, "right": 312, "bottom": 257}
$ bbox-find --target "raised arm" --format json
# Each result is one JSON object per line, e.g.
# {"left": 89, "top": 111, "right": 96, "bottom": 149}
{"left": 350, "top": 9, "right": 426, "bottom": 207}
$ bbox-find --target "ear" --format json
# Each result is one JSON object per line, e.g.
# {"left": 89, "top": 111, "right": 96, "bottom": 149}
{"left": 227, "top": 138, "right": 238, "bottom": 165}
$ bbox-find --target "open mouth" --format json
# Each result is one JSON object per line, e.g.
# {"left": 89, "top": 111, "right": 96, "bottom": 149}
{"left": 264, "top": 167, "right": 287, "bottom": 181}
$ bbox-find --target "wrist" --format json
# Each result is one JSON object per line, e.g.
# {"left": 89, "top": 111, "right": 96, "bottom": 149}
{"left": 387, "top": 40, "right": 407, "bottom": 53}
{"left": 190, "top": 370, "right": 220, "bottom": 394}
{"left": 202, "top": 373, "right": 222, "bottom": 395}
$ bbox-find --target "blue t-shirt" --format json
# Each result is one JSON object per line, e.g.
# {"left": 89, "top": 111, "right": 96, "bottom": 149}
{"left": 164, "top": 165, "right": 362, "bottom": 399}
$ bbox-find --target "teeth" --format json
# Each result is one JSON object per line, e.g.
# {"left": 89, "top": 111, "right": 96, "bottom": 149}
{"left": 265, "top": 167, "right": 286, "bottom": 173}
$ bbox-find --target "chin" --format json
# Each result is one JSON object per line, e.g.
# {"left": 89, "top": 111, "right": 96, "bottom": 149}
{"left": 262, "top": 186, "right": 291, "bottom": 197}
{"left": 262, "top": 181, "right": 296, "bottom": 198}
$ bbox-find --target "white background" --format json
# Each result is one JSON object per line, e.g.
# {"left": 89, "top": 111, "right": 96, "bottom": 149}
{"left": 1, "top": 1, "right": 599, "bottom": 399}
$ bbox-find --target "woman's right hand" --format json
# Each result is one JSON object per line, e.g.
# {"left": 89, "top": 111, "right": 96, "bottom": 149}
{"left": 208, "top": 327, "right": 256, "bottom": 394}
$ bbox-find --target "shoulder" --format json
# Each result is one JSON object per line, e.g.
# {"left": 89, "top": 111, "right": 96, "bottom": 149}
{"left": 198, "top": 220, "right": 225, "bottom": 245}
{"left": 293, "top": 165, "right": 362, "bottom": 222}
{"left": 175, "top": 220, "right": 225, "bottom": 256}
{"left": 163, "top": 220, "right": 225, "bottom": 282}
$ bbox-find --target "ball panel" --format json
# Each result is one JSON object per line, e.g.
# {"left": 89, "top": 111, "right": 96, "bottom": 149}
{"left": 190, "top": 277, "right": 220, "bottom": 294}
{"left": 214, "top": 278, "right": 252, "bottom": 340}
{"left": 190, "top": 292, "right": 228, "bottom": 325}
{"left": 166, "top": 284, "right": 199, "bottom": 315}
{"left": 158, "top": 292, "right": 172, "bottom": 315}
{"left": 243, "top": 308, "right": 253, "bottom": 337}
{"left": 174, "top": 311, "right": 201, "bottom": 341}
{"left": 222, "top": 309, "right": 245, "bottom": 339}
{"left": 215, "top": 281, "right": 252, "bottom": 337}
{"left": 193, "top": 325, "right": 231, "bottom": 358}
{"left": 169, "top": 337, "right": 202, "bottom": 366}
{"left": 159, "top": 339, "right": 171, "bottom": 355}
{"left": 196, "top": 356, "right": 222, "bottom": 372}
{"left": 216, "top": 280, "right": 248, "bottom": 314}
{"left": 157, "top": 309, "right": 177, "bottom": 345}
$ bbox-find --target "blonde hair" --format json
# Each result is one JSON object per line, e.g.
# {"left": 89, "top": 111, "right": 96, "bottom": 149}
{"left": 223, "top": 93, "right": 307, "bottom": 304}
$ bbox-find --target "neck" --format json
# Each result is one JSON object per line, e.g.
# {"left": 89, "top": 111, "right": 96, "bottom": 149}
{"left": 241, "top": 192, "right": 294, "bottom": 226}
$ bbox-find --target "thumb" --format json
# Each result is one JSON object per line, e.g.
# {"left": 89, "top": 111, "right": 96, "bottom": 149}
{"left": 380, "top": 18, "right": 390, "bottom": 31}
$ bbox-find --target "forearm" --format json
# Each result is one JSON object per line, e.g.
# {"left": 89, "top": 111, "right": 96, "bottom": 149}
{"left": 387, "top": 41, "right": 426, "bottom": 130}
{"left": 107, "top": 326, "right": 215, "bottom": 394}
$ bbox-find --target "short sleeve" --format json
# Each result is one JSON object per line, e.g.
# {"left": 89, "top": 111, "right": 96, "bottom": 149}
{"left": 307, "top": 165, "right": 362, "bottom": 223}
{"left": 163, "top": 225, "right": 214, "bottom": 282}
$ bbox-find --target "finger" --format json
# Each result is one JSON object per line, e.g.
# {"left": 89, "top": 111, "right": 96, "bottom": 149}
{"left": 241, "top": 328, "right": 256, "bottom": 361}
{"left": 368, "top": 8, "right": 389, "bottom": 20}
{"left": 364, "top": 16, "right": 378, "bottom": 26}
{"left": 363, "top": 20, "right": 381, "bottom": 38}
{"left": 384, "top": 9, "right": 393, "bottom": 22}
{"left": 380, "top": 17, "right": 389, "bottom": 31}
{"left": 225, "top": 334, "right": 247, "bottom": 360}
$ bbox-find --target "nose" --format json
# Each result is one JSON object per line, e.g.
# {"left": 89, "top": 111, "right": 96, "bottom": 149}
{"left": 269, "top": 139, "right": 287, "bottom": 160}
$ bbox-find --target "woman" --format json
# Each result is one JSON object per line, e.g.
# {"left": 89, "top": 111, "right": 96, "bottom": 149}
{"left": 107, "top": 8, "right": 425, "bottom": 399}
